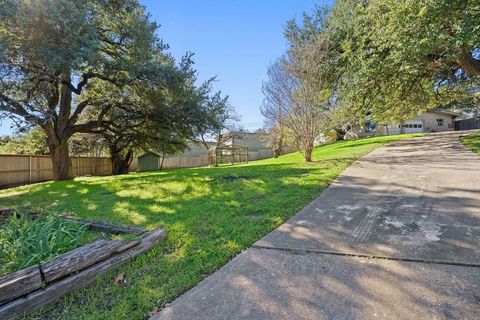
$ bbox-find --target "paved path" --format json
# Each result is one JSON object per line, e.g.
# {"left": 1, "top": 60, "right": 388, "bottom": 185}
{"left": 153, "top": 132, "right": 480, "bottom": 320}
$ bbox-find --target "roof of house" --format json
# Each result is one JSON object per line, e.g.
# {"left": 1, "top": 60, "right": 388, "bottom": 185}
{"left": 429, "top": 110, "right": 465, "bottom": 117}
{"left": 223, "top": 131, "right": 264, "bottom": 137}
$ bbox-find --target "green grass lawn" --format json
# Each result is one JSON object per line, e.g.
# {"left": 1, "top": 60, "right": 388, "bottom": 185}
{"left": 0, "top": 134, "right": 421, "bottom": 319}
{"left": 462, "top": 132, "right": 480, "bottom": 154}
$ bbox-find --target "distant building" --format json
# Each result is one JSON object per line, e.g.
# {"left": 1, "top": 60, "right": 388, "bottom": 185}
{"left": 222, "top": 131, "right": 275, "bottom": 161}
{"left": 179, "top": 142, "right": 216, "bottom": 156}
{"left": 222, "top": 132, "right": 271, "bottom": 150}
{"left": 356, "top": 110, "right": 465, "bottom": 137}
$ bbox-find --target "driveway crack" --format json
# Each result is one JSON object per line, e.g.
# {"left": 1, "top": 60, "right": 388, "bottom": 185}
{"left": 251, "top": 244, "right": 480, "bottom": 268}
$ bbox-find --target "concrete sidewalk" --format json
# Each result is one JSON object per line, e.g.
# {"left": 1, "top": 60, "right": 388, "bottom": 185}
{"left": 153, "top": 132, "right": 480, "bottom": 320}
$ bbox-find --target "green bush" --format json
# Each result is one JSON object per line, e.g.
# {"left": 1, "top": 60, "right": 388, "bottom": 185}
{"left": 0, "top": 213, "right": 87, "bottom": 276}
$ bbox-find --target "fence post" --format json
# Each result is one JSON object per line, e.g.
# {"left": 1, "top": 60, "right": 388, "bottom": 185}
{"left": 29, "top": 155, "right": 32, "bottom": 184}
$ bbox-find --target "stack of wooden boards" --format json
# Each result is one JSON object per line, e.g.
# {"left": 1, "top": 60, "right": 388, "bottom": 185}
{"left": 0, "top": 211, "right": 166, "bottom": 319}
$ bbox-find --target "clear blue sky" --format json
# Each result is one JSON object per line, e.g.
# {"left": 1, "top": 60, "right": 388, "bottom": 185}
{"left": 0, "top": 0, "right": 332, "bottom": 136}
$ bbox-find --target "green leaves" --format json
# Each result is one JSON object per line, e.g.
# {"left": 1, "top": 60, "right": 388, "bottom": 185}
{"left": 331, "top": 0, "right": 480, "bottom": 121}
{"left": 0, "top": 213, "right": 87, "bottom": 276}
{"left": 285, "top": 0, "right": 479, "bottom": 125}
{"left": 0, "top": 127, "right": 49, "bottom": 155}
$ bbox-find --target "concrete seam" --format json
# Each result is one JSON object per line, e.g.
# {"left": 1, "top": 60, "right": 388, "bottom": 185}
{"left": 251, "top": 244, "right": 480, "bottom": 268}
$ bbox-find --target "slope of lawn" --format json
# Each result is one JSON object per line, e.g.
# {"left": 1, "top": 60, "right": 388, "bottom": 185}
{"left": 462, "top": 132, "right": 480, "bottom": 154}
{"left": 0, "top": 134, "right": 422, "bottom": 319}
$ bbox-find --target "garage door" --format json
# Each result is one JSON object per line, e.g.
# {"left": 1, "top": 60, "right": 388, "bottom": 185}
{"left": 403, "top": 121, "right": 423, "bottom": 133}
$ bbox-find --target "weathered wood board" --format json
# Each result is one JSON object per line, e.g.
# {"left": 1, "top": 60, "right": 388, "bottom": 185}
{"left": 58, "top": 214, "right": 147, "bottom": 234}
{"left": 0, "top": 208, "right": 146, "bottom": 235}
{"left": 0, "top": 266, "right": 42, "bottom": 305}
{"left": 0, "top": 228, "right": 166, "bottom": 320}
{"left": 42, "top": 239, "right": 139, "bottom": 283}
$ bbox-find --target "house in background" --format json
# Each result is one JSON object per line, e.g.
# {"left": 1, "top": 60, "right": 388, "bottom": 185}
{"left": 222, "top": 131, "right": 275, "bottom": 160}
{"left": 359, "top": 110, "right": 465, "bottom": 137}
{"left": 180, "top": 141, "right": 216, "bottom": 156}
{"left": 222, "top": 131, "right": 296, "bottom": 159}
{"left": 222, "top": 132, "right": 271, "bottom": 149}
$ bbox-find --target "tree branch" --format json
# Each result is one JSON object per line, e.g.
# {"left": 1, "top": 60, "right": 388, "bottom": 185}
{"left": 0, "top": 93, "right": 42, "bottom": 124}
{"left": 68, "top": 99, "right": 91, "bottom": 126}
{"left": 456, "top": 48, "right": 480, "bottom": 77}
{"left": 61, "top": 72, "right": 124, "bottom": 95}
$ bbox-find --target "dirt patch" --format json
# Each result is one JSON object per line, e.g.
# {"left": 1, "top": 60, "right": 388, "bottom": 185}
{"left": 99, "top": 191, "right": 114, "bottom": 196}
{"left": 250, "top": 194, "right": 265, "bottom": 201}
{"left": 222, "top": 175, "right": 256, "bottom": 182}
{"left": 245, "top": 210, "right": 262, "bottom": 217}
{"left": 0, "top": 207, "right": 42, "bottom": 223}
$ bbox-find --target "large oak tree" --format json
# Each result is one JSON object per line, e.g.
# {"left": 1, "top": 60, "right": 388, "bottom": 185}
{"left": 286, "top": 0, "right": 480, "bottom": 124}
{"left": 0, "top": 0, "right": 161, "bottom": 179}
{"left": 79, "top": 54, "right": 232, "bottom": 174}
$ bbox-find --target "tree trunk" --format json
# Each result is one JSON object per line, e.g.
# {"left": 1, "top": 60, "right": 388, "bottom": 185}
{"left": 273, "top": 134, "right": 283, "bottom": 158}
{"left": 49, "top": 139, "right": 73, "bottom": 180}
{"left": 111, "top": 148, "right": 132, "bottom": 175}
{"left": 43, "top": 72, "right": 75, "bottom": 180}
{"left": 159, "top": 154, "right": 165, "bottom": 170}
{"left": 304, "top": 148, "right": 313, "bottom": 162}
{"left": 273, "top": 148, "right": 281, "bottom": 158}
{"left": 304, "top": 140, "right": 314, "bottom": 162}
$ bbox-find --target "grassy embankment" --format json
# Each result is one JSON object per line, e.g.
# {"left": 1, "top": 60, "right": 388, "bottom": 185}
{"left": 462, "top": 132, "right": 480, "bottom": 154}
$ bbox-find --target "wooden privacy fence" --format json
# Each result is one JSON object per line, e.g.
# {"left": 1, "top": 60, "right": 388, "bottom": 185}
{"left": 1, "top": 147, "right": 295, "bottom": 188}
{"left": 455, "top": 118, "right": 480, "bottom": 131}
{"left": 0, "top": 154, "right": 112, "bottom": 189}
{"left": 162, "top": 155, "right": 209, "bottom": 169}
{"left": 135, "top": 149, "right": 281, "bottom": 173}
{"left": 248, "top": 148, "right": 274, "bottom": 161}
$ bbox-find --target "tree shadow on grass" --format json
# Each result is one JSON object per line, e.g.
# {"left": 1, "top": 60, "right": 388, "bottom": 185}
{"left": 0, "top": 161, "right": 352, "bottom": 319}
{"left": 155, "top": 172, "right": 480, "bottom": 320}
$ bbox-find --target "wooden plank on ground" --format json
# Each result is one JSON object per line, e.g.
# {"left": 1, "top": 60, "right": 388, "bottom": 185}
{"left": 0, "top": 207, "right": 15, "bottom": 223}
{"left": 0, "top": 209, "right": 145, "bottom": 234}
{"left": 41, "top": 239, "right": 139, "bottom": 283}
{"left": 0, "top": 266, "right": 42, "bottom": 306}
{"left": 0, "top": 208, "right": 42, "bottom": 223}
{"left": 0, "top": 228, "right": 166, "bottom": 320}
{"left": 58, "top": 214, "right": 147, "bottom": 234}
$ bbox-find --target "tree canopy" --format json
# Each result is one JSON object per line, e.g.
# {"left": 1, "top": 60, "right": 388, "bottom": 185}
{"left": 0, "top": 0, "right": 232, "bottom": 178}
{"left": 0, "top": 0, "right": 163, "bottom": 178}
{"left": 282, "top": 0, "right": 480, "bottom": 125}
{"left": 0, "top": 127, "right": 49, "bottom": 155}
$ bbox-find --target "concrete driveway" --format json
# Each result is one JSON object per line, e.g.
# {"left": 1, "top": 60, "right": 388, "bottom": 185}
{"left": 153, "top": 132, "right": 480, "bottom": 320}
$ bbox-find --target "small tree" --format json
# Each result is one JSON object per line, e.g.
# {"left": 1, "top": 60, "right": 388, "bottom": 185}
{"left": 262, "top": 9, "right": 336, "bottom": 162}
{"left": 261, "top": 54, "right": 332, "bottom": 162}
{"left": 192, "top": 81, "right": 239, "bottom": 150}
{"left": 82, "top": 54, "right": 214, "bottom": 174}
